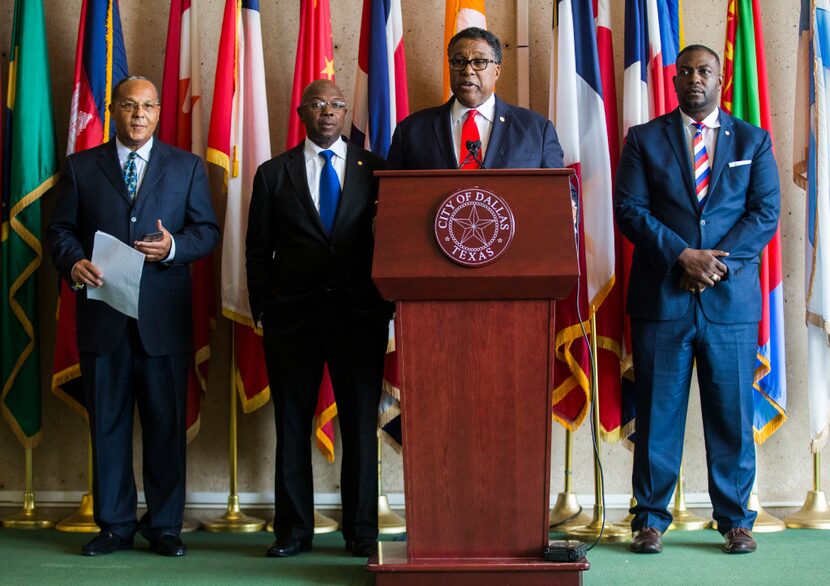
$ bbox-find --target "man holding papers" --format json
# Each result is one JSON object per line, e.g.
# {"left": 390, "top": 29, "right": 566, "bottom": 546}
{"left": 47, "top": 76, "right": 219, "bottom": 558}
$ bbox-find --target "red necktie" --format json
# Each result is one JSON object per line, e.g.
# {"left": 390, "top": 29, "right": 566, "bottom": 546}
{"left": 460, "top": 109, "right": 480, "bottom": 169}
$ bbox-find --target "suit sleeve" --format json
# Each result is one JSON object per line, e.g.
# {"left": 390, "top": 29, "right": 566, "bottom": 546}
{"left": 46, "top": 157, "right": 87, "bottom": 284}
{"left": 167, "top": 157, "right": 220, "bottom": 265}
{"left": 541, "top": 119, "right": 565, "bottom": 168}
{"left": 614, "top": 126, "right": 690, "bottom": 276}
{"left": 713, "top": 130, "right": 780, "bottom": 273}
{"left": 246, "top": 165, "right": 272, "bottom": 322}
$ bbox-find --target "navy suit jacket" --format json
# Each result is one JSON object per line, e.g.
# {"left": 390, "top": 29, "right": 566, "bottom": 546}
{"left": 246, "top": 140, "right": 393, "bottom": 335}
{"left": 614, "top": 108, "right": 780, "bottom": 324}
{"left": 47, "top": 139, "right": 220, "bottom": 356}
{"left": 386, "top": 95, "right": 564, "bottom": 169}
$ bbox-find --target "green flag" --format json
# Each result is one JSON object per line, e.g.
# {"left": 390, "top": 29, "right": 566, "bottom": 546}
{"left": 1, "top": 0, "right": 59, "bottom": 448}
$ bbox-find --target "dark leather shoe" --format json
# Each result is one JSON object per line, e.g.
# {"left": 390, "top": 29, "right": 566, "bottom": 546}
{"left": 723, "top": 528, "right": 756, "bottom": 554}
{"left": 266, "top": 539, "right": 312, "bottom": 558}
{"left": 150, "top": 533, "right": 186, "bottom": 557}
{"left": 81, "top": 531, "right": 133, "bottom": 556}
{"left": 630, "top": 527, "right": 663, "bottom": 554}
{"left": 346, "top": 539, "right": 377, "bottom": 557}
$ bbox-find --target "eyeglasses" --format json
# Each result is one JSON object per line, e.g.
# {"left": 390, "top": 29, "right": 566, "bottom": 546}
{"left": 118, "top": 101, "right": 160, "bottom": 113}
{"left": 303, "top": 100, "right": 347, "bottom": 111}
{"left": 448, "top": 58, "right": 498, "bottom": 71}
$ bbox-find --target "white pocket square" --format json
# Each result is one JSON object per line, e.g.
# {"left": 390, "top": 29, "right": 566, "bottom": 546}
{"left": 728, "top": 159, "right": 752, "bottom": 168}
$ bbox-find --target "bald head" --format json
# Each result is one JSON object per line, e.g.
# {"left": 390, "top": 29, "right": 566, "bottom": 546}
{"left": 297, "top": 79, "right": 348, "bottom": 149}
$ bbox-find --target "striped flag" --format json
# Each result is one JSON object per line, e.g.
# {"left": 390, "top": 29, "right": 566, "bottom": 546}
{"left": 798, "top": 0, "right": 830, "bottom": 451}
{"left": 620, "top": 0, "right": 683, "bottom": 443}
{"left": 206, "top": 0, "right": 272, "bottom": 415}
{"left": 52, "top": 0, "right": 128, "bottom": 416}
{"left": 550, "top": 0, "right": 620, "bottom": 438}
{"left": 443, "top": 0, "right": 487, "bottom": 101}
{"left": 160, "top": 0, "right": 213, "bottom": 442}
{"left": 721, "top": 0, "right": 787, "bottom": 444}
{"left": 1, "top": 0, "right": 59, "bottom": 447}
{"left": 286, "top": 0, "right": 341, "bottom": 462}
{"left": 350, "top": 0, "right": 409, "bottom": 449}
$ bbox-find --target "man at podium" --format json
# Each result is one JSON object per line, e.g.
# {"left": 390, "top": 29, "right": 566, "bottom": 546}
{"left": 386, "top": 27, "right": 564, "bottom": 170}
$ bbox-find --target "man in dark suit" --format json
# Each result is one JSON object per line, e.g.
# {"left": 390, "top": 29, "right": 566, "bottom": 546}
{"left": 246, "top": 79, "right": 393, "bottom": 559}
{"left": 614, "top": 45, "right": 780, "bottom": 555}
{"left": 47, "top": 76, "right": 219, "bottom": 557}
{"left": 386, "top": 27, "right": 564, "bottom": 170}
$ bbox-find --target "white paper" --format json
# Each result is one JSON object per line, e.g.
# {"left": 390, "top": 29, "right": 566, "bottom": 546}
{"left": 87, "top": 230, "right": 145, "bottom": 319}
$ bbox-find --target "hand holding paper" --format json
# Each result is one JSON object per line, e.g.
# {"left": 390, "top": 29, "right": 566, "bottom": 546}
{"left": 86, "top": 230, "right": 145, "bottom": 318}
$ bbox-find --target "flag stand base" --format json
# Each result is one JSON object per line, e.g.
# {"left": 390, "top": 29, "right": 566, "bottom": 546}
{"left": 549, "top": 491, "right": 592, "bottom": 530}
{"left": 785, "top": 491, "right": 830, "bottom": 530}
{"left": 378, "top": 495, "right": 406, "bottom": 534}
{"left": 266, "top": 509, "right": 340, "bottom": 534}
{"left": 1, "top": 492, "right": 55, "bottom": 529}
{"left": 203, "top": 495, "right": 265, "bottom": 532}
{"left": 56, "top": 493, "right": 99, "bottom": 532}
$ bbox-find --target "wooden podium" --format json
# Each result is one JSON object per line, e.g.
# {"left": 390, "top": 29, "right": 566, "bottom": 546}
{"left": 368, "top": 170, "right": 587, "bottom": 585}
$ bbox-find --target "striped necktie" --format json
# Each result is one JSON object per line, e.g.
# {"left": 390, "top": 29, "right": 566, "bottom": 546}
{"left": 692, "top": 121, "right": 710, "bottom": 209}
{"left": 123, "top": 151, "right": 138, "bottom": 200}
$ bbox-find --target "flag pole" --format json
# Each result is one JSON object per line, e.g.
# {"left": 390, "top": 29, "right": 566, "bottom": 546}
{"left": 377, "top": 436, "right": 406, "bottom": 534}
{"left": 203, "top": 327, "right": 265, "bottom": 532}
{"left": 784, "top": 452, "right": 830, "bottom": 529}
{"left": 549, "top": 429, "right": 591, "bottom": 529}
{"left": 55, "top": 434, "right": 98, "bottom": 532}
{"left": 667, "top": 462, "right": 707, "bottom": 530}
{"left": 0, "top": 448, "right": 54, "bottom": 529}
{"left": 566, "top": 308, "right": 629, "bottom": 541}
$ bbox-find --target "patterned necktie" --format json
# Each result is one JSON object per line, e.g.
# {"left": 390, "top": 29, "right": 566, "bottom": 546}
{"left": 459, "top": 109, "right": 481, "bottom": 169}
{"left": 692, "top": 121, "right": 710, "bottom": 209}
{"left": 123, "top": 151, "right": 138, "bottom": 200}
{"left": 318, "top": 149, "right": 341, "bottom": 235}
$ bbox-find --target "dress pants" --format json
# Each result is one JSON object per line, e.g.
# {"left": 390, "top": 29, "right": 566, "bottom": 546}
{"left": 630, "top": 296, "right": 758, "bottom": 535}
{"left": 263, "top": 299, "right": 387, "bottom": 544}
{"left": 80, "top": 320, "right": 188, "bottom": 541}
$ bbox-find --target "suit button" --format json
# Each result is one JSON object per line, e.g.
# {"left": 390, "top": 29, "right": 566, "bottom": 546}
{"left": 131, "top": 217, "right": 137, "bottom": 223}
{"left": 700, "top": 219, "right": 706, "bottom": 226}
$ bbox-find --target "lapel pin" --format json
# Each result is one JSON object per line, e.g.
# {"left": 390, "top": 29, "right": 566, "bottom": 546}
{"left": 357, "top": 160, "right": 364, "bottom": 166}
{"left": 499, "top": 116, "right": 505, "bottom": 123}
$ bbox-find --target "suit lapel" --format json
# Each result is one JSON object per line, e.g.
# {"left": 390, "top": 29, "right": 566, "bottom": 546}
{"left": 286, "top": 144, "right": 328, "bottom": 238}
{"left": 706, "top": 111, "right": 733, "bottom": 203}
{"left": 135, "top": 140, "right": 171, "bottom": 202}
{"left": 432, "top": 99, "right": 457, "bottom": 168}
{"left": 483, "top": 95, "right": 507, "bottom": 168}
{"left": 333, "top": 143, "right": 365, "bottom": 239}
{"left": 664, "top": 110, "right": 697, "bottom": 208}
{"left": 97, "top": 141, "right": 133, "bottom": 205}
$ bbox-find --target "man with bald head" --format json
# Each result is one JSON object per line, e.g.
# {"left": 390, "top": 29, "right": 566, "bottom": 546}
{"left": 247, "top": 79, "right": 392, "bottom": 558}
{"left": 48, "top": 76, "right": 219, "bottom": 557}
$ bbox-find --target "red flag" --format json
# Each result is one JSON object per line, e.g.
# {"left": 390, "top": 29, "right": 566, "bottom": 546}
{"left": 160, "top": 0, "right": 213, "bottom": 441}
{"left": 207, "top": 0, "right": 272, "bottom": 416}
{"left": 287, "top": 0, "right": 339, "bottom": 462}
{"left": 52, "top": 0, "right": 128, "bottom": 416}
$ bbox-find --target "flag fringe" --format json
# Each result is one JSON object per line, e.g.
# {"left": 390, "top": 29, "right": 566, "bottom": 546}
{"left": 0, "top": 405, "right": 43, "bottom": 449}
{"left": 811, "top": 418, "right": 830, "bottom": 454}
{"left": 754, "top": 412, "right": 787, "bottom": 445}
{"left": 222, "top": 307, "right": 260, "bottom": 332}
{"left": 50, "top": 365, "right": 87, "bottom": 419}
{"left": 194, "top": 344, "right": 211, "bottom": 392}
{"left": 234, "top": 367, "right": 270, "bottom": 413}
{"left": 186, "top": 415, "right": 201, "bottom": 444}
{"left": 315, "top": 401, "right": 338, "bottom": 464}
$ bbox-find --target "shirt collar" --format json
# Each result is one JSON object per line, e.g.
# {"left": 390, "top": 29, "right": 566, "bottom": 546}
{"left": 116, "top": 136, "right": 154, "bottom": 163}
{"left": 304, "top": 136, "right": 347, "bottom": 163}
{"left": 451, "top": 93, "right": 496, "bottom": 125}
{"left": 679, "top": 107, "right": 721, "bottom": 129}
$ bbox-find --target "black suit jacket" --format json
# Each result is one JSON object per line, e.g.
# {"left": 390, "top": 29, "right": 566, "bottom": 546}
{"left": 47, "top": 139, "right": 220, "bottom": 356}
{"left": 386, "top": 95, "right": 565, "bottom": 169}
{"left": 246, "top": 140, "right": 393, "bottom": 335}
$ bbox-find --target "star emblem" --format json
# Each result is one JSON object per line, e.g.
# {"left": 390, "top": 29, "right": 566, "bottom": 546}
{"left": 452, "top": 205, "right": 496, "bottom": 247}
{"left": 321, "top": 57, "right": 335, "bottom": 80}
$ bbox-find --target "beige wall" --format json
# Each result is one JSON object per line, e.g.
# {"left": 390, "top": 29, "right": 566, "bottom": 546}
{"left": 0, "top": 0, "right": 815, "bottom": 514}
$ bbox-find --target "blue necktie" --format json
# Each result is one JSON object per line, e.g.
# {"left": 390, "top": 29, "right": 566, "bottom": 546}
{"left": 318, "top": 150, "right": 341, "bottom": 235}
{"left": 123, "top": 151, "right": 138, "bottom": 200}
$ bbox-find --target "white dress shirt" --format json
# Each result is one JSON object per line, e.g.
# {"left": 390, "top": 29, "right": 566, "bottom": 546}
{"left": 451, "top": 93, "right": 496, "bottom": 165}
{"left": 679, "top": 107, "right": 721, "bottom": 169}
{"left": 304, "top": 136, "right": 347, "bottom": 211}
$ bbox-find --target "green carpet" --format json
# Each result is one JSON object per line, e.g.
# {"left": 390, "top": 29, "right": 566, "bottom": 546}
{"left": 1, "top": 527, "right": 828, "bottom": 585}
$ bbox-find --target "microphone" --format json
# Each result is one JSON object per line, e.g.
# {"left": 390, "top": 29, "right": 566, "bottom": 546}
{"left": 458, "top": 139, "right": 484, "bottom": 168}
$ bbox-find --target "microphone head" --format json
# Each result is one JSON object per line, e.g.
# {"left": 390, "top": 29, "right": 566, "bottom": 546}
{"left": 466, "top": 139, "right": 481, "bottom": 152}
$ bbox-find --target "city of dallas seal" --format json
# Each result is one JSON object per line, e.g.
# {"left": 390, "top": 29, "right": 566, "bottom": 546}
{"left": 434, "top": 187, "right": 515, "bottom": 267}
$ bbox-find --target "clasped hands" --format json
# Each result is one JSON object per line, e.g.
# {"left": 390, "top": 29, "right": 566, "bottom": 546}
{"left": 677, "top": 248, "right": 729, "bottom": 294}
